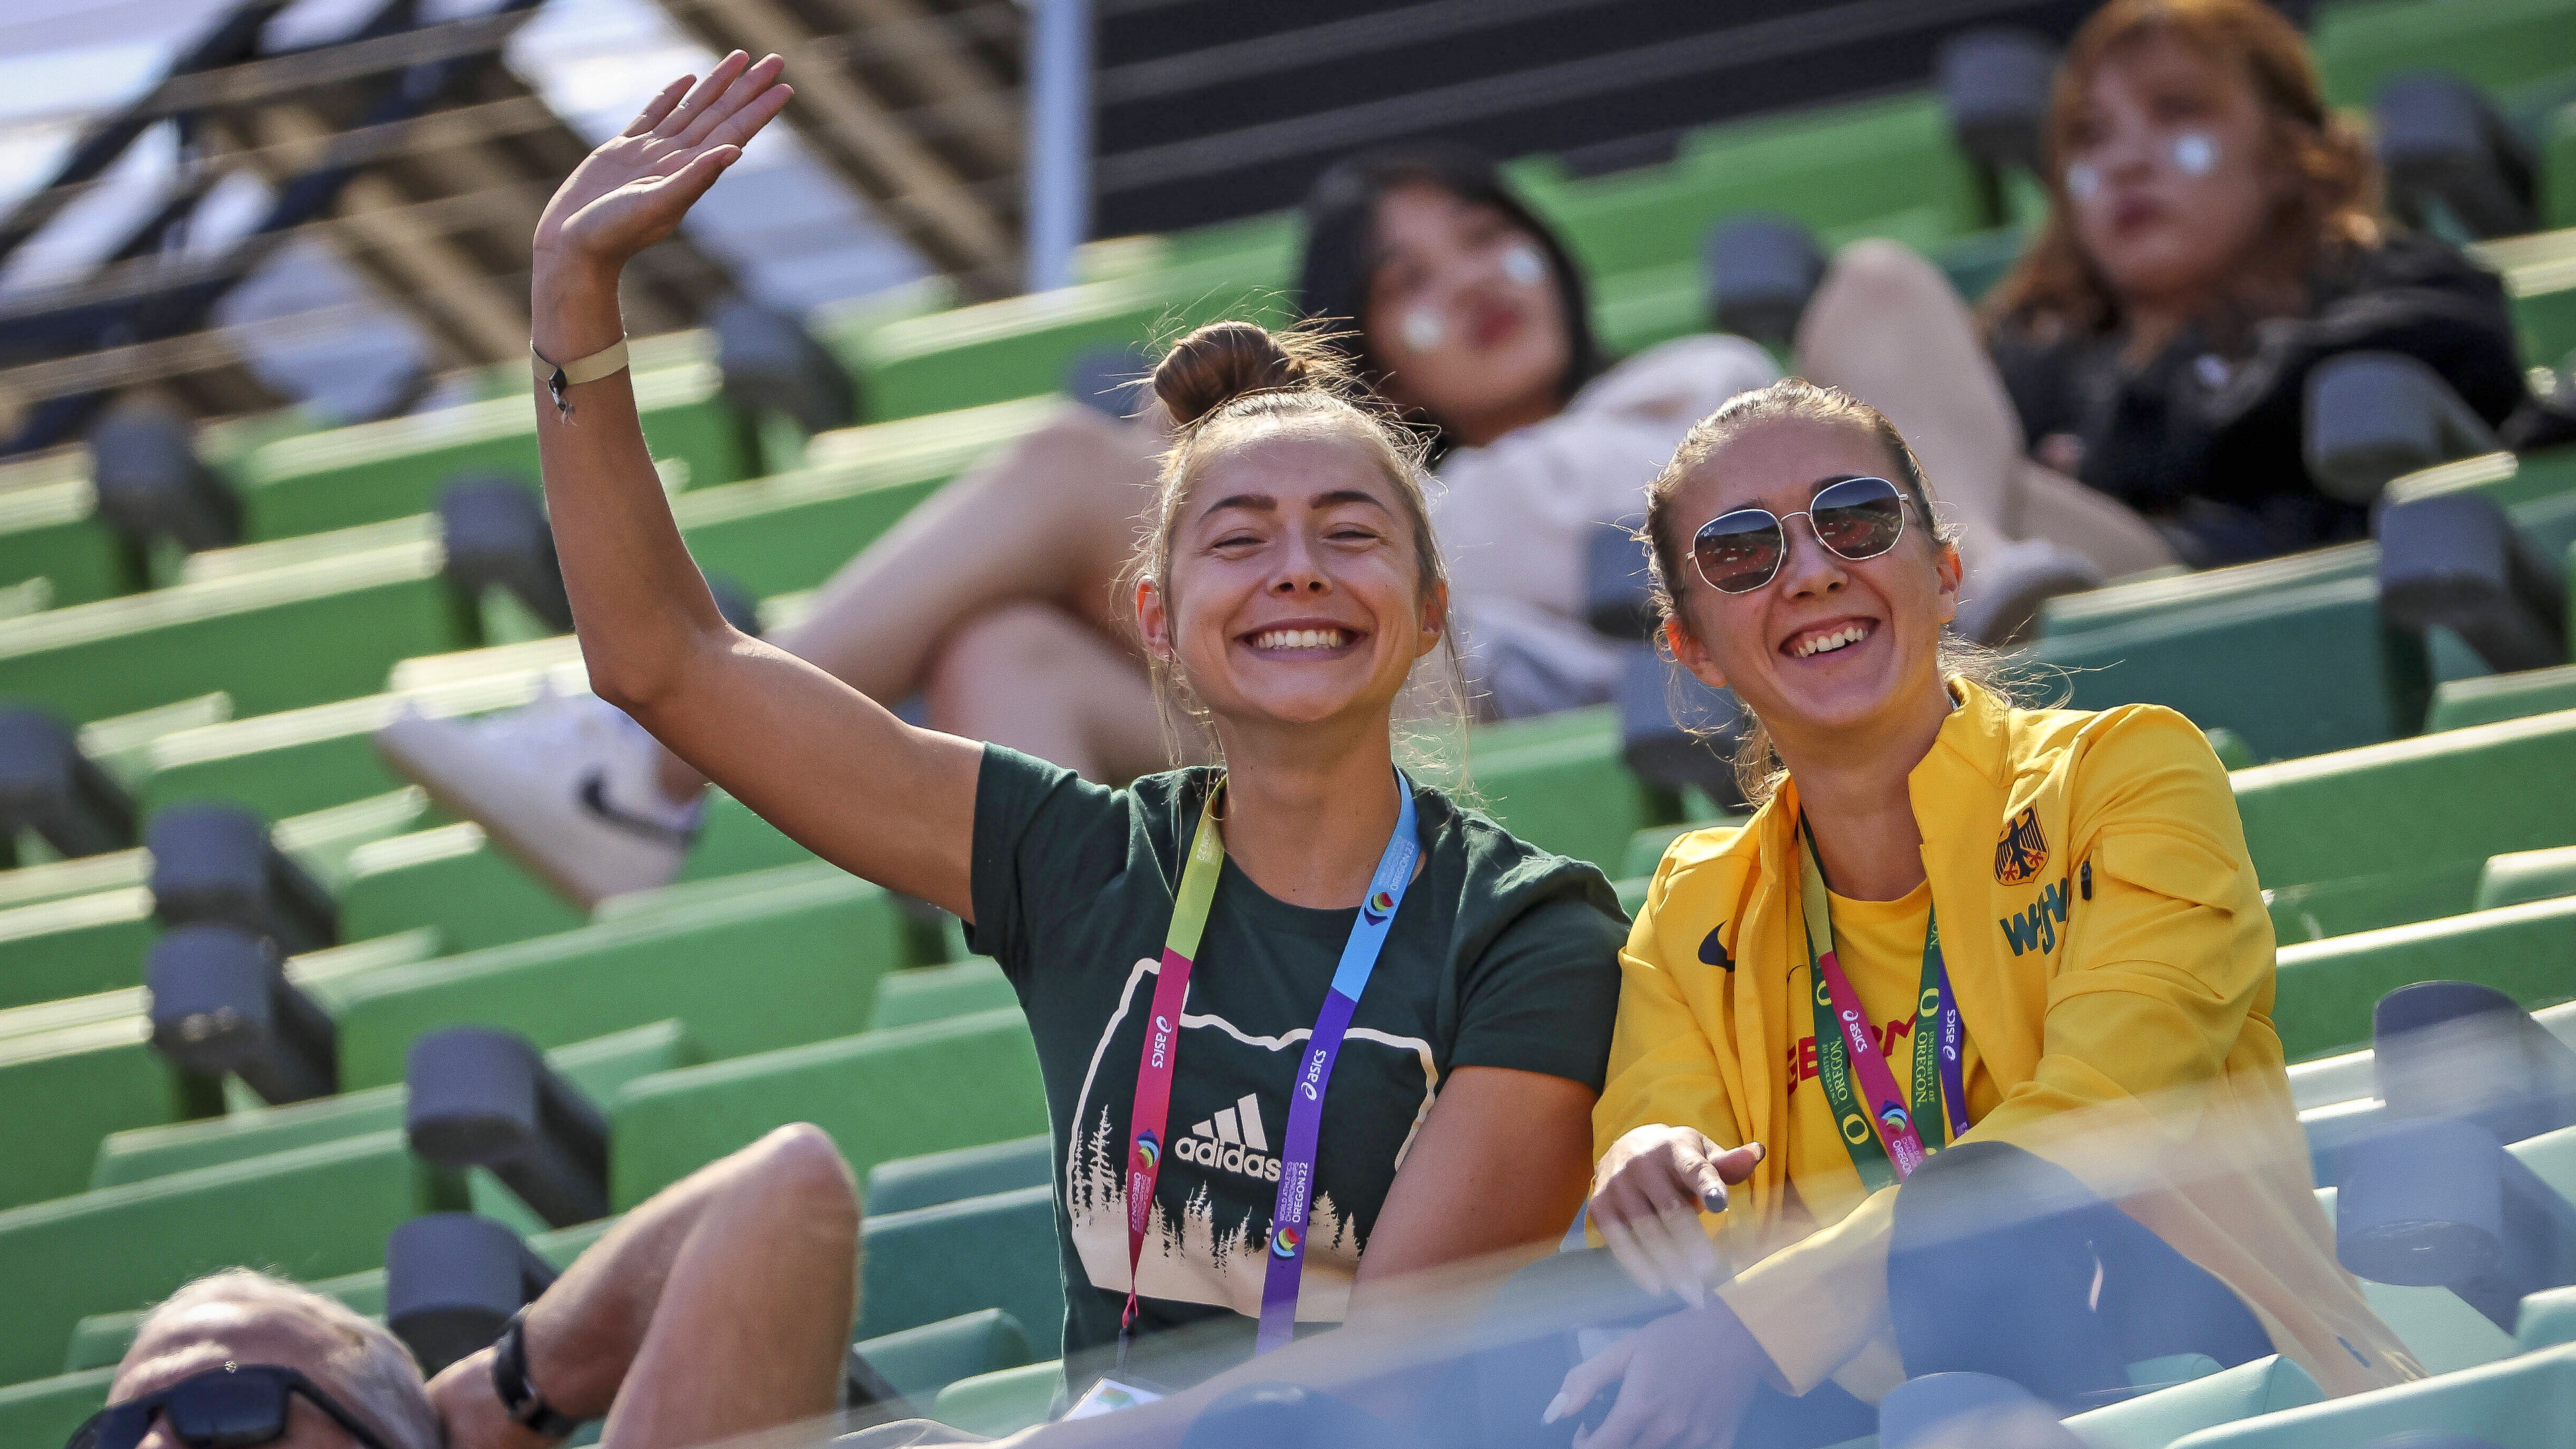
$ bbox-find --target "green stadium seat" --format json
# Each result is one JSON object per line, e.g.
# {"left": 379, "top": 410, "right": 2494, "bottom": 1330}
{"left": 0, "top": 929, "right": 438, "bottom": 1210}
{"left": 607, "top": 1007, "right": 1046, "bottom": 1208}
{"left": 833, "top": 250, "right": 1294, "bottom": 423}
{"left": 1470, "top": 708, "right": 1677, "bottom": 875}
{"left": 335, "top": 824, "right": 588, "bottom": 953}
{"left": 1614, "top": 877, "right": 1649, "bottom": 918}
{"left": 869, "top": 959, "right": 1018, "bottom": 1032}
{"left": 2032, "top": 570, "right": 2428, "bottom": 763}
{"left": 2033, "top": 545, "right": 2371, "bottom": 645}
{"left": 2166, "top": 1340, "right": 2576, "bottom": 1449}
{"left": 2273, "top": 894, "right": 2576, "bottom": 1059}
{"left": 0, "top": 1366, "right": 113, "bottom": 1449}
{"left": 929, "top": 1360, "right": 1061, "bottom": 1440}
{"left": 2361, "top": 1278, "right": 2523, "bottom": 1378}
{"left": 54, "top": 1213, "right": 614, "bottom": 1378}
{"left": 865, "top": 1134, "right": 1051, "bottom": 1216}
{"left": 859, "top": 1309, "right": 1036, "bottom": 1407}
{"left": 227, "top": 359, "right": 745, "bottom": 542}
{"left": 2548, "top": 99, "right": 2576, "bottom": 233}
{"left": 0, "top": 777, "right": 411, "bottom": 924}
{"left": 138, "top": 694, "right": 425, "bottom": 824}
{"left": 2240, "top": 709, "right": 2576, "bottom": 941}
{"left": 855, "top": 1185, "right": 1061, "bottom": 1344}
{"left": 318, "top": 860, "right": 900, "bottom": 1091}
{"left": 676, "top": 399, "right": 1055, "bottom": 598}
{"left": 2312, "top": 0, "right": 2576, "bottom": 108}
{"left": 0, "top": 455, "right": 131, "bottom": 610}
{"left": 87, "top": 1020, "right": 694, "bottom": 1191}
{"left": 0, "top": 885, "right": 152, "bottom": 1012}
{"left": 0, "top": 1129, "right": 456, "bottom": 1386}
{"left": 2477, "top": 845, "right": 2576, "bottom": 910}
{"left": 2026, "top": 447, "right": 2576, "bottom": 763}
{"left": 2431, "top": 663, "right": 2576, "bottom": 731}
{"left": 2471, "top": 225, "right": 2576, "bottom": 367}
{"left": 0, "top": 845, "right": 149, "bottom": 916}
{"left": 2063, "top": 1355, "right": 2321, "bottom": 1449}
{"left": 0, "top": 539, "right": 465, "bottom": 724}
{"left": 2520, "top": 1284, "right": 2576, "bottom": 1351}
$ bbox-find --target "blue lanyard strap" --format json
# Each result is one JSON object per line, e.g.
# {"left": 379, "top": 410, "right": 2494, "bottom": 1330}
{"left": 1120, "top": 769, "right": 1421, "bottom": 1357}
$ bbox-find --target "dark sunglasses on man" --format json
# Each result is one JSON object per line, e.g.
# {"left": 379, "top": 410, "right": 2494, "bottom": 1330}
{"left": 1689, "top": 474, "right": 1913, "bottom": 595}
{"left": 67, "top": 1363, "right": 393, "bottom": 1449}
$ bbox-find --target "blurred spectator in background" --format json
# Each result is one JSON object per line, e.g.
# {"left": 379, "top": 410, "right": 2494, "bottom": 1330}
{"left": 1795, "top": 0, "right": 2524, "bottom": 634}
{"left": 380, "top": 146, "right": 1774, "bottom": 906}
{"left": 76, "top": 1125, "right": 857, "bottom": 1449}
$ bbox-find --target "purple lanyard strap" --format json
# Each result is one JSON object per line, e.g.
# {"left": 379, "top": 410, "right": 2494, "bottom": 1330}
{"left": 1120, "top": 771, "right": 1421, "bottom": 1356}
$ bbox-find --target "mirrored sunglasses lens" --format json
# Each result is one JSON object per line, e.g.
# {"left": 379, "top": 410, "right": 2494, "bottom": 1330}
{"left": 1694, "top": 513, "right": 1783, "bottom": 592}
{"left": 1811, "top": 479, "right": 1904, "bottom": 560}
{"left": 168, "top": 1378, "right": 290, "bottom": 1449}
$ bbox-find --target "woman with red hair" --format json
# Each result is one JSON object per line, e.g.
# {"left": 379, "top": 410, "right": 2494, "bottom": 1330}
{"left": 1794, "top": 0, "right": 2524, "bottom": 634}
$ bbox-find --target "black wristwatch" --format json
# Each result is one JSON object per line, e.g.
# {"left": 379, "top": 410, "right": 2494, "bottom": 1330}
{"left": 492, "top": 1308, "right": 582, "bottom": 1440}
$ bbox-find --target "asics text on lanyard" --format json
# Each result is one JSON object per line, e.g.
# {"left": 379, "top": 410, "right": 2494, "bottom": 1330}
{"left": 1796, "top": 818, "right": 1970, "bottom": 1194}
{"left": 1122, "top": 771, "right": 1421, "bottom": 1356}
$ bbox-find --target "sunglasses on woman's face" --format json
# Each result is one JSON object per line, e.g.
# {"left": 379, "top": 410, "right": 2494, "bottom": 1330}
{"left": 1688, "top": 476, "right": 1911, "bottom": 596}
{"left": 69, "top": 1364, "right": 392, "bottom": 1449}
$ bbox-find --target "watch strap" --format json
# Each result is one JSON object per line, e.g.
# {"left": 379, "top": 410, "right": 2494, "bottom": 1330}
{"left": 530, "top": 337, "right": 629, "bottom": 419}
{"left": 492, "top": 1307, "right": 582, "bottom": 1439}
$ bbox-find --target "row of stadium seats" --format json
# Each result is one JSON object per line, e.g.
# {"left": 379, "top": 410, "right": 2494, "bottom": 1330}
{"left": 4, "top": 2, "right": 2576, "bottom": 1445}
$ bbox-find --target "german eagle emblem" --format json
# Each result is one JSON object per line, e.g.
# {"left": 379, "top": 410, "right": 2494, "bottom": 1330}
{"left": 1994, "top": 805, "right": 2049, "bottom": 885}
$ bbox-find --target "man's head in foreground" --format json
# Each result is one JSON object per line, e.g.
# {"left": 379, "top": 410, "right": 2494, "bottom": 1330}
{"left": 85, "top": 1270, "right": 438, "bottom": 1449}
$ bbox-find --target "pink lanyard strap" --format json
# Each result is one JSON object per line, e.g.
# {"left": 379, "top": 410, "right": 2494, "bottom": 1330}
{"left": 1795, "top": 819, "right": 1966, "bottom": 1191}
{"left": 1120, "top": 771, "right": 1419, "bottom": 1357}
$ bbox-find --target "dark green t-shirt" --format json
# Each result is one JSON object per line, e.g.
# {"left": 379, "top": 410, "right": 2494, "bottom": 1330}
{"left": 966, "top": 745, "right": 1625, "bottom": 1380}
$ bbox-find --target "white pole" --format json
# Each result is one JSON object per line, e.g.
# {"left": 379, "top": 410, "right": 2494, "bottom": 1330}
{"left": 1022, "top": 0, "right": 1092, "bottom": 293}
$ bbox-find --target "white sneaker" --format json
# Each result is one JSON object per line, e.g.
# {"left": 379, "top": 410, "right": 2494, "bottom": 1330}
{"left": 1954, "top": 538, "right": 2107, "bottom": 646}
{"left": 374, "top": 685, "right": 701, "bottom": 909}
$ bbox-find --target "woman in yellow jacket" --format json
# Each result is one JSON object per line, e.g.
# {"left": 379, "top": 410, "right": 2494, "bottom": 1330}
{"left": 1550, "top": 379, "right": 2417, "bottom": 1448}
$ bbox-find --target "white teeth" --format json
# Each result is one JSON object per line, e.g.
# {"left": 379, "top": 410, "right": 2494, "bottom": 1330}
{"left": 1254, "top": 628, "right": 1347, "bottom": 651}
{"left": 1793, "top": 624, "right": 1870, "bottom": 659}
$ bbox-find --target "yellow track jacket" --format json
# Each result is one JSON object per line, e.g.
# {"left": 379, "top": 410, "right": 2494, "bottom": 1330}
{"left": 1594, "top": 680, "right": 2418, "bottom": 1401}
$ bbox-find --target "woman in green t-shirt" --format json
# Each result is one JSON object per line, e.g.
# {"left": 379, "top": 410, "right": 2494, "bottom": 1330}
{"left": 519, "top": 52, "right": 1626, "bottom": 1408}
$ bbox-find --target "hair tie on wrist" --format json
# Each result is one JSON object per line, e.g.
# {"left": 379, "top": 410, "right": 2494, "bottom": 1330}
{"left": 492, "top": 1307, "right": 582, "bottom": 1439}
{"left": 531, "top": 337, "right": 630, "bottom": 421}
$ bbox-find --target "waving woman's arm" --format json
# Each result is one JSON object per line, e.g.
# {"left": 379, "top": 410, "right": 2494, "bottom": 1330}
{"left": 529, "top": 54, "right": 980, "bottom": 918}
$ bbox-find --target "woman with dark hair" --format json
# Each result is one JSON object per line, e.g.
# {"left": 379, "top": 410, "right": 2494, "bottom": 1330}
{"left": 1793, "top": 0, "right": 2524, "bottom": 630}
{"left": 378, "top": 142, "right": 1773, "bottom": 906}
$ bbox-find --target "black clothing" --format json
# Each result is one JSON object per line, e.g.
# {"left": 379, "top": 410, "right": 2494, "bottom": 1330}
{"left": 1992, "top": 231, "right": 2525, "bottom": 564}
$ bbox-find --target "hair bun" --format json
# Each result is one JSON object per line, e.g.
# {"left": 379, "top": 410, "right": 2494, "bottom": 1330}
{"left": 1152, "top": 321, "right": 1308, "bottom": 427}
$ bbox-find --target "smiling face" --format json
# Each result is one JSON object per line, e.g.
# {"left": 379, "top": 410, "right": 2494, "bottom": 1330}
{"left": 1137, "top": 423, "right": 1444, "bottom": 742}
{"left": 2061, "top": 31, "right": 2283, "bottom": 313}
{"left": 111, "top": 1299, "right": 387, "bottom": 1449}
{"left": 1662, "top": 416, "right": 1959, "bottom": 749}
{"left": 1360, "top": 182, "right": 1572, "bottom": 447}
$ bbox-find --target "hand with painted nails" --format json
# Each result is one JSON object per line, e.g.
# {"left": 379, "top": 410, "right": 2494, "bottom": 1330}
{"left": 1542, "top": 1297, "right": 1772, "bottom": 1449}
{"left": 1587, "top": 1124, "right": 1764, "bottom": 1305}
{"left": 533, "top": 51, "right": 793, "bottom": 275}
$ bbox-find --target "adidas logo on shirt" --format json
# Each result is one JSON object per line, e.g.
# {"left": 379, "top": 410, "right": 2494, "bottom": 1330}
{"left": 1174, "top": 1093, "right": 1283, "bottom": 1182}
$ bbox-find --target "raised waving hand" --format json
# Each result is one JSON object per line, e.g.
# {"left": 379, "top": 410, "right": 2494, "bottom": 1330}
{"left": 525, "top": 56, "right": 983, "bottom": 920}
{"left": 536, "top": 52, "right": 792, "bottom": 273}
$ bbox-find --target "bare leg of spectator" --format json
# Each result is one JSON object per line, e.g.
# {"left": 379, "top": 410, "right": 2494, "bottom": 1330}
{"left": 1794, "top": 239, "right": 2176, "bottom": 579}
{"left": 653, "top": 402, "right": 1167, "bottom": 801}
{"left": 424, "top": 1124, "right": 860, "bottom": 1449}
{"left": 922, "top": 601, "right": 1191, "bottom": 783}
{"left": 2015, "top": 460, "right": 2180, "bottom": 578}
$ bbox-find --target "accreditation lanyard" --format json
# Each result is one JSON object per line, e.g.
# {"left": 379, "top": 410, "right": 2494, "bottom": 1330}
{"left": 1794, "top": 818, "right": 1970, "bottom": 1193}
{"left": 1120, "top": 771, "right": 1421, "bottom": 1358}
